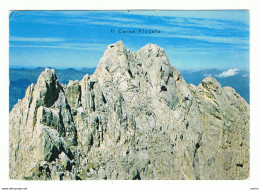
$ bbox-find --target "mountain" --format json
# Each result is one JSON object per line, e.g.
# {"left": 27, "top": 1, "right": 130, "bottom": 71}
{"left": 9, "top": 67, "right": 249, "bottom": 112}
{"left": 9, "top": 67, "right": 94, "bottom": 111}
{"left": 180, "top": 69, "right": 250, "bottom": 104}
{"left": 9, "top": 41, "right": 249, "bottom": 180}
{"left": 80, "top": 67, "right": 96, "bottom": 74}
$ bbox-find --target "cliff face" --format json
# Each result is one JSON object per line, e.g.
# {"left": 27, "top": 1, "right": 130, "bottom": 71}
{"left": 9, "top": 41, "right": 249, "bottom": 180}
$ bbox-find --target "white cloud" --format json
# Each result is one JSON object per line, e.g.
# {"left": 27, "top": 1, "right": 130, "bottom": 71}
{"left": 126, "top": 10, "right": 249, "bottom": 23}
{"left": 9, "top": 42, "right": 107, "bottom": 51}
{"left": 215, "top": 68, "right": 240, "bottom": 78}
{"left": 129, "top": 33, "right": 248, "bottom": 45}
{"left": 170, "top": 35, "right": 248, "bottom": 45}
{"left": 203, "top": 73, "right": 212, "bottom": 77}
{"left": 10, "top": 36, "right": 64, "bottom": 42}
{"left": 34, "top": 10, "right": 249, "bottom": 24}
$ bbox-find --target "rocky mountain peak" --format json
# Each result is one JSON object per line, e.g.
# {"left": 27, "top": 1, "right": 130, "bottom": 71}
{"left": 9, "top": 42, "right": 249, "bottom": 180}
{"left": 138, "top": 43, "right": 167, "bottom": 58}
{"left": 34, "top": 68, "right": 61, "bottom": 107}
{"left": 37, "top": 68, "right": 57, "bottom": 84}
{"left": 197, "top": 76, "right": 222, "bottom": 94}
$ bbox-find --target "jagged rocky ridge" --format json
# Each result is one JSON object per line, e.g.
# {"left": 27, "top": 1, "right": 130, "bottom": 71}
{"left": 9, "top": 41, "right": 249, "bottom": 180}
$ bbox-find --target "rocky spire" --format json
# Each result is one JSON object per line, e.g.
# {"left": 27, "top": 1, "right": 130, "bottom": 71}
{"left": 9, "top": 42, "right": 249, "bottom": 180}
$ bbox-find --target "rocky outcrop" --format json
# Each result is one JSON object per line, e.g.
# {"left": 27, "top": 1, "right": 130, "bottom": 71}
{"left": 9, "top": 41, "right": 249, "bottom": 180}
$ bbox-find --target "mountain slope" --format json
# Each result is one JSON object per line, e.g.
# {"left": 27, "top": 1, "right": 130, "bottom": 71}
{"left": 9, "top": 68, "right": 93, "bottom": 111}
{"left": 180, "top": 69, "right": 250, "bottom": 104}
{"left": 9, "top": 41, "right": 249, "bottom": 180}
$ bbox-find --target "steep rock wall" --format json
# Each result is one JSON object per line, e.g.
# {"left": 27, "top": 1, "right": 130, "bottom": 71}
{"left": 9, "top": 41, "right": 249, "bottom": 180}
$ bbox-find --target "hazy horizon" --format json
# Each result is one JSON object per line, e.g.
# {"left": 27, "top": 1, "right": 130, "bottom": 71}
{"left": 9, "top": 65, "right": 250, "bottom": 72}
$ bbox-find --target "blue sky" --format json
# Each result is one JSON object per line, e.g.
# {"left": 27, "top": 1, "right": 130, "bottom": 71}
{"left": 9, "top": 10, "right": 249, "bottom": 70}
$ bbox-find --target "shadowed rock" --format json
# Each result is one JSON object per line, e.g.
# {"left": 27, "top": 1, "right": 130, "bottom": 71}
{"left": 9, "top": 42, "right": 249, "bottom": 180}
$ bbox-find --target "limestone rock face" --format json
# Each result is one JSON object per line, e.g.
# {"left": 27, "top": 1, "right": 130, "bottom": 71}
{"left": 9, "top": 41, "right": 249, "bottom": 180}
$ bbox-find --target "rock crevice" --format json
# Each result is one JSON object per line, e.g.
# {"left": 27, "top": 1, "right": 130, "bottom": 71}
{"left": 9, "top": 41, "right": 249, "bottom": 180}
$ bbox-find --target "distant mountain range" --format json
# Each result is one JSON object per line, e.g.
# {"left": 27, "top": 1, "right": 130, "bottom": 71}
{"left": 9, "top": 67, "right": 249, "bottom": 111}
